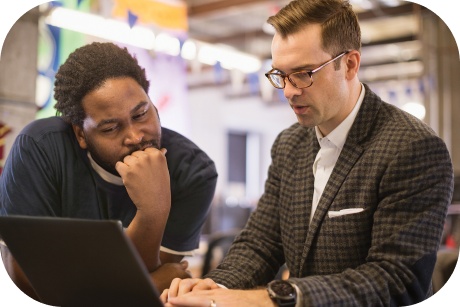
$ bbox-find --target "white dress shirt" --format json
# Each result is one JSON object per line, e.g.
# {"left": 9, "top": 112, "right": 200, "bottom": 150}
{"left": 310, "top": 84, "right": 365, "bottom": 222}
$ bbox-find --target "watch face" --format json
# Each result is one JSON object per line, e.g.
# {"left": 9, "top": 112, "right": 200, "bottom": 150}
{"left": 268, "top": 280, "right": 296, "bottom": 300}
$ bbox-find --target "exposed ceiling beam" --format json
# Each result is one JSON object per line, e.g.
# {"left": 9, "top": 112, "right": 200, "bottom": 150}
{"left": 188, "top": 1, "right": 421, "bottom": 19}
{"left": 357, "top": 2, "right": 424, "bottom": 20}
{"left": 189, "top": 2, "right": 422, "bottom": 43}
{"left": 188, "top": 0, "right": 271, "bottom": 17}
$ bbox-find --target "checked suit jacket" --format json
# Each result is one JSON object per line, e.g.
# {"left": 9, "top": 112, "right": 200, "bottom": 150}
{"left": 206, "top": 84, "right": 454, "bottom": 306}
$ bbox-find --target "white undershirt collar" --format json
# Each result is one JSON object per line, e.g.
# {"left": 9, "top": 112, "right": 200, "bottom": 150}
{"left": 87, "top": 152, "right": 124, "bottom": 186}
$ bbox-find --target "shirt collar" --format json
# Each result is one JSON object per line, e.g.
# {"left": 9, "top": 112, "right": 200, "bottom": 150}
{"left": 87, "top": 152, "right": 124, "bottom": 186}
{"left": 315, "top": 83, "right": 365, "bottom": 150}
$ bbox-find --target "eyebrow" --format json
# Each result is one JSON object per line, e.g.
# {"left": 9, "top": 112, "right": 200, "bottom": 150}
{"left": 96, "top": 101, "right": 149, "bottom": 128}
{"left": 130, "top": 101, "right": 149, "bottom": 114}
{"left": 271, "top": 64, "right": 315, "bottom": 74}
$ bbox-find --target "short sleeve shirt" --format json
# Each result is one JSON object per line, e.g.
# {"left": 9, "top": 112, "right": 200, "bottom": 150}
{"left": 0, "top": 117, "right": 217, "bottom": 253}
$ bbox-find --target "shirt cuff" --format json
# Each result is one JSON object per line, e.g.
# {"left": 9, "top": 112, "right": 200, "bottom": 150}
{"left": 160, "top": 246, "right": 195, "bottom": 257}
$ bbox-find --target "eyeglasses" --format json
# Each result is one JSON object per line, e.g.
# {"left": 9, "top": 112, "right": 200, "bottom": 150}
{"left": 265, "top": 51, "right": 350, "bottom": 89}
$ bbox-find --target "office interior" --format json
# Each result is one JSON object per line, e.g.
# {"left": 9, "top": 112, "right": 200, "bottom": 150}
{"left": 0, "top": 0, "right": 459, "bottom": 295}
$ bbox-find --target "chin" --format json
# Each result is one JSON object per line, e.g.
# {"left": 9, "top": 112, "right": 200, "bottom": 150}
{"left": 297, "top": 118, "right": 315, "bottom": 128}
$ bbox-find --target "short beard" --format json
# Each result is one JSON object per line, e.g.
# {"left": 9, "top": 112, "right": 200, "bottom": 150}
{"left": 86, "top": 138, "right": 161, "bottom": 176}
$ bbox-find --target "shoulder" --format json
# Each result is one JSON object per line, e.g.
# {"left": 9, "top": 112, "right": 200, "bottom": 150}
{"left": 161, "top": 127, "right": 217, "bottom": 187}
{"left": 11, "top": 117, "right": 80, "bottom": 160}
{"left": 19, "top": 116, "right": 74, "bottom": 142}
{"left": 161, "top": 127, "right": 213, "bottom": 164}
{"left": 356, "top": 85, "right": 439, "bottom": 143}
{"left": 272, "top": 122, "right": 312, "bottom": 152}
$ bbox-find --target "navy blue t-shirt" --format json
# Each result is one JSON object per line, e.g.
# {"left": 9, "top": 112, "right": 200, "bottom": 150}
{"left": 0, "top": 117, "right": 217, "bottom": 252}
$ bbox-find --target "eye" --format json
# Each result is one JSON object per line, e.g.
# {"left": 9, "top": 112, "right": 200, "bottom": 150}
{"left": 294, "top": 70, "right": 311, "bottom": 78}
{"left": 101, "top": 126, "right": 118, "bottom": 133}
{"left": 133, "top": 110, "right": 148, "bottom": 120}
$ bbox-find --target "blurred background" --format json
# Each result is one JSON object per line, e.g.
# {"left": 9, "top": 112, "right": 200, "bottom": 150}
{"left": 0, "top": 0, "right": 459, "bottom": 289}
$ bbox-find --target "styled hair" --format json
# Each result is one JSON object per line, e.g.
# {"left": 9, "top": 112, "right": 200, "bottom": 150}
{"left": 267, "top": 0, "right": 361, "bottom": 61}
{"left": 54, "top": 42, "right": 150, "bottom": 127}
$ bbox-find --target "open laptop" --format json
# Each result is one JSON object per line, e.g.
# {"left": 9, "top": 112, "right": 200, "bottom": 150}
{"left": 0, "top": 215, "right": 164, "bottom": 307}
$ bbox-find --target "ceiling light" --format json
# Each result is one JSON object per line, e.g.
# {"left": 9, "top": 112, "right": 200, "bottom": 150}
{"left": 154, "top": 33, "right": 180, "bottom": 56}
{"left": 401, "top": 102, "right": 426, "bottom": 120}
{"left": 181, "top": 40, "right": 197, "bottom": 60}
{"left": 44, "top": 6, "right": 262, "bottom": 73}
{"left": 45, "top": 7, "right": 155, "bottom": 50}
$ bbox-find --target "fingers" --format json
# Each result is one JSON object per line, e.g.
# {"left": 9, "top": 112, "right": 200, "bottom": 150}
{"left": 192, "top": 278, "right": 219, "bottom": 291}
{"left": 164, "top": 278, "right": 201, "bottom": 302}
{"left": 164, "top": 278, "right": 219, "bottom": 303}
{"left": 167, "top": 295, "right": 216, "bottom": 307}
{"left": 178, "top": 278, "right": 200, "bottom": 296}
{"left": 116, "top": 147, "right": 167, "bottom": 175}
{"left": 142, "top": 146, "right": 167, "bottom": 156}
{"left": 160, "top": 288, "right": 169, "bottom": 304}
{"left": 180, "top": 260, "right": 189, "bottom": 270}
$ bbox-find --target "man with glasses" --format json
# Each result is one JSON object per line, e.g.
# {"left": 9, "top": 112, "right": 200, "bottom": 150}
{"left": 162, "top": 0, "right": 453, "bottom": 306}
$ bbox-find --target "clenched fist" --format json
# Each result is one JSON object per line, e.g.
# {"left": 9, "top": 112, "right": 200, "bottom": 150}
{"left": 115, "top": 147, "right": 171, "bottom": 216}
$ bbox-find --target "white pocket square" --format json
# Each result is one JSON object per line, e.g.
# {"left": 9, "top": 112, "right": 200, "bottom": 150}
{"left": 328, "top": 208, "right": 364, "bottom": 218}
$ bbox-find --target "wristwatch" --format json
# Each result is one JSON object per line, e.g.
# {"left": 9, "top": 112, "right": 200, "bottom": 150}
{"left": 267, "top": 280, "right": 297, "bottom": 307}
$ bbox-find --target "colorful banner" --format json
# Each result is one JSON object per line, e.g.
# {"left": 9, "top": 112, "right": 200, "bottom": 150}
{"left": 36, "top": 0, "right": 88, "bottom": 119}
{"left": 112, "top": 0, "right": 188, "bottom": 31}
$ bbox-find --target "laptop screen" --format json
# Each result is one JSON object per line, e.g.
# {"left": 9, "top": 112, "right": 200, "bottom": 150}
{"left": 0, "top": 215, "right": 164, "bottom": 307}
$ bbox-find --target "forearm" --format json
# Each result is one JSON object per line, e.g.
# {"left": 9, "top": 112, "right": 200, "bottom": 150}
{"left": 206, "top": 153, "right": 286, "bottom": 288}
{"left": 125, "top": 210, "right": 168, "bottom": 271}
{"left": 117, "top": 148, "right": 172, "bottom": 272}
{"left": 206, "top": 224, "right": 285, "bottom": 289}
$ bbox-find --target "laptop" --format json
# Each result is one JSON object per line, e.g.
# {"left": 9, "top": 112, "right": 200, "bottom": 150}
{"left": 0, "top": 215, "right": 164, "bottom": 307}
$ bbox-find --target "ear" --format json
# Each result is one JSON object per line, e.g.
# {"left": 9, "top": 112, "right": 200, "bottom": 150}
{"left": 345, "top": 50, "right": 360, "bottom": 80}
{"left": 72, "top": 124, "right": 88, "bottom": 149}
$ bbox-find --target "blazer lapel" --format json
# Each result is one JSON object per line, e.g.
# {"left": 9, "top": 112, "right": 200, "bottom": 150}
{"left": 298, "top": 84, "right": 381, "bottom": 273}
{"left": 288, "top": 127, "right": 319, "bottom": 276}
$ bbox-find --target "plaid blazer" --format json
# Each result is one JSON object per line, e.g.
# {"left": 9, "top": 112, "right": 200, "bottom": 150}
{"left": 206, "top": 84, "right": 454, "bottom": 306}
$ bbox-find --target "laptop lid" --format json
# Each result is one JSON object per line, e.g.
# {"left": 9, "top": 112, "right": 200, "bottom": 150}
{"left": 0, "top": 215, "right": 164, "bottom": 307}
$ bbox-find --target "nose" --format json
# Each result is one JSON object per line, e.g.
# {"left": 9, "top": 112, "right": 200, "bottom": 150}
{"left": 124, "top": 125, "right": 144, "bottom": 146}
{"left": 283, "top": 79, "right": 302, "bottom": 101}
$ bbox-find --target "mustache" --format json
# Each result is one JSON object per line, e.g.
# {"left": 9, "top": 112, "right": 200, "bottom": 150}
{"left": 120, "top": 139, "right": 161, "bottom": 161}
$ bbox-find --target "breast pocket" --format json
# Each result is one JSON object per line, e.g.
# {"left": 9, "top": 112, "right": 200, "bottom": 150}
{"left": 318, "top": 207, "right": 373, "bottom": 269}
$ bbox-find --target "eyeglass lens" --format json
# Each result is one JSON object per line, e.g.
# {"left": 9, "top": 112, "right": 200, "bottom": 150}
{"left": 268, "top": 71, "right": 311, "bottom": 89}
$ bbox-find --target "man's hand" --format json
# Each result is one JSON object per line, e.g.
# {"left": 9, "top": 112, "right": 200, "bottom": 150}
{"left": 163, "top": 288, "right": 275, "bottom": 307}
{"left": 151, "top": 261, "right": 192, "bottom": 293}
{"left": 115, "top": 147, "right": 170, "bottom": 214}
{"left": 161, "top": 278, "right": 220, "bottom": 303}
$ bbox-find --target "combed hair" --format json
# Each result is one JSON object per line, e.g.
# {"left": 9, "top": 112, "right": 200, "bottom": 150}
{"left": 54, "top": 42, "right": 150, "bottom": 127}
{"left": 267, "top": 0, "right": 361, "bottom": 59}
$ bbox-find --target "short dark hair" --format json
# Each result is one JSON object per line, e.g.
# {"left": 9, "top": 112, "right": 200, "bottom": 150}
{"left": 54, "top": 42, "right": 150, "bottom": 127}
{"left": 267, "top": 0, "right": 361, "bottom": 61}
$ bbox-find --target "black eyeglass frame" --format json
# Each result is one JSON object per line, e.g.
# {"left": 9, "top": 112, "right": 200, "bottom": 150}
{"left": 265, "top": 51, "right": 350, "bottom": 89}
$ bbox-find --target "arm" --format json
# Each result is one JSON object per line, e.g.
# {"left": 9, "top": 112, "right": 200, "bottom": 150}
{"left": 117, "top": 143, "right": 217, "bottom": 291}
{"left": 116, "top": 148, "right": 171, "bottom": 272}
{"left": 0, "top": 125, "right": 85, "bottom": 299}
